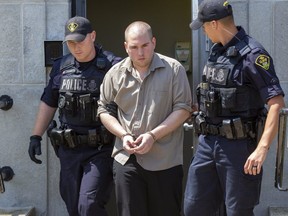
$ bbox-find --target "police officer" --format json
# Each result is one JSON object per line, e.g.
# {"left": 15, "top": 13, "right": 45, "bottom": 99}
{"left": 184, "top": 1, "right": 285, "bottom": 216}
{"left": 28, "top": 16, "right": 121, "bottom": 216}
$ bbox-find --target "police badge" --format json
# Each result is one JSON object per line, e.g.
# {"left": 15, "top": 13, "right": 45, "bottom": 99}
{"left": 255, "top": 54, "right": 270, "bottom": 70}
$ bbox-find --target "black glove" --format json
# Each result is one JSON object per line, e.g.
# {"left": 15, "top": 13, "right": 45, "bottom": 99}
{"left": 28, "top": 135, "right": 42, "bottom": 164}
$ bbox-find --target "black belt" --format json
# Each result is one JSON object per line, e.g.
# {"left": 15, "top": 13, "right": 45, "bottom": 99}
{"left": 50, "top": 127, "right": 114, "bottom": 149}
{"left": 204, "top": 119, "right": 256, "bottom": 139}
{"left": 66, "top": 132, "right": 108, "bottom": 149}
{"left": 76, "top": 134, "right": 100, "bottom": 145}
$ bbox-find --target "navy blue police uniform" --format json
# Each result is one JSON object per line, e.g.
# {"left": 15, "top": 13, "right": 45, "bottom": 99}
{"left": 184, "top": 27, "right": 284, "bottom": 216}
{"left": 41, "top": 45, "right": 120, "bottom": 216}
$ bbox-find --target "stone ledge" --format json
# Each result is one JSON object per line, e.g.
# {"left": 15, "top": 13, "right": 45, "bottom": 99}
{"left": 0, "top": 207, "right": 34, "bottom": 216}
{"left": 269, "top": 207, "right": 288, "bottom": 216}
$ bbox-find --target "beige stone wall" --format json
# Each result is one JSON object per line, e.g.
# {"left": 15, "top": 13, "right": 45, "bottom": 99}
{"left": 0, "top": 1, "right": 69, "bottom": 215}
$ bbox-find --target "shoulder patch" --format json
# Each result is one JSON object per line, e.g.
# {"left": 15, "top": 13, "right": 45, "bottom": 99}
{"left": 255, "top": 54, "right": 270, "bottom": 70}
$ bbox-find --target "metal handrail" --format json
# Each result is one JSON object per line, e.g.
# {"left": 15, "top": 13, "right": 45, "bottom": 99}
{"left": 275, "top": 108, "right": 288, "bottom": 191}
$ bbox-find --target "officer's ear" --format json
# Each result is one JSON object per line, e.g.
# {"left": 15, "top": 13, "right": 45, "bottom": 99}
{"left": 90, "top": 31, "right": 96, "bottom": 42}
{"left": 210, "top": 20, "right": 217, "bottom": 30}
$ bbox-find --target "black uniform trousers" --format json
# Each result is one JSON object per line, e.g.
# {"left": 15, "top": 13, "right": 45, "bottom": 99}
{"left": 58, "top": 144, "right": 114, "bottom": 216}
{"left": 184, "top": 135, "right": 262, "bottom": 216}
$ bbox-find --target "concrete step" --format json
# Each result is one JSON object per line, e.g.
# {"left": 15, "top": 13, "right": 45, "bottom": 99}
{"left": 269, "top": 207, "right": 288, "bottom": 216}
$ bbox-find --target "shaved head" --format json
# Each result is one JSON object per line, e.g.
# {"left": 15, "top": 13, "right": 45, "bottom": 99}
{"left": 123, "top": 21, "right": 156, "bottom": 73}
{"left": 124, "top": 21, "right": 153, "bottom": 42}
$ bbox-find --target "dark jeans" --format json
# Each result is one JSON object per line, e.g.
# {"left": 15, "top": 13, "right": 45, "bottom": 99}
{"left": 113, "top": 154, "right": 183, "bottom": 216}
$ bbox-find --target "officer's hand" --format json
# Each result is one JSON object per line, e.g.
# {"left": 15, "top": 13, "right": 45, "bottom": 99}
{"left": 28, "top": 135, "right": 42, "bottom": 164}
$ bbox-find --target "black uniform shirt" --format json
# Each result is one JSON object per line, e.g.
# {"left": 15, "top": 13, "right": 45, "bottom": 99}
{"left": 211, "top": 26, "right": 284, "bottom": 104}
{"left": 40, "top": 45, "right": 121, "bottom": 133}
{"left": 41, "top": 45, "right": 120, "bottom": 107}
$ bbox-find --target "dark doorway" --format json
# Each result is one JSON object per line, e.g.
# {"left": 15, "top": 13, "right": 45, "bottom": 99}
{"left": 87, "top": 0, "right": 192, "bottom": 59}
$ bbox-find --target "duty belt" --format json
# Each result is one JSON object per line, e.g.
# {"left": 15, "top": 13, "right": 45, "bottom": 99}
{"left": 49, "top": 127, "right": 113, "bottom": 149}
{"left": 202, "top": 118, "right": 256, "bottom": 139}
{"left": 67, "top": 131, "right": 102, "bottom": 148}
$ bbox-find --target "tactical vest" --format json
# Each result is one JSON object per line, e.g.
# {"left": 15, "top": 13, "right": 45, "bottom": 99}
{"left": 197, "top": 36, "right": 265, "bottom": 124}
{"left": 56, "top": 51, "right": 112, "bottom": 128}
